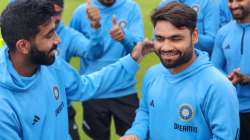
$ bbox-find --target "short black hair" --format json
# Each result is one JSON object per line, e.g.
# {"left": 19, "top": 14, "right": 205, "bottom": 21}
{"left": 0, "top": 0, "right": 54, "bottom": 51}
{"left": 151, "top": 2, "right": 197, "bottom": 32}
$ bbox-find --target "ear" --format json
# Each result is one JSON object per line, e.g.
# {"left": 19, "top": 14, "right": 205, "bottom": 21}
{"left": 192, "top": 28, "right": 198, "bottom": 45}
{"left": 16, "top": 39, "right": 31, "bottom": 54}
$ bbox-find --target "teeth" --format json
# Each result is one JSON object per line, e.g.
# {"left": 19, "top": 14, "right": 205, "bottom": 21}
{"left": 52, "top": 50, "right": 59, "bottom": 56}
{"left": 161, "top": 51, "right": 178, "bottom": 56}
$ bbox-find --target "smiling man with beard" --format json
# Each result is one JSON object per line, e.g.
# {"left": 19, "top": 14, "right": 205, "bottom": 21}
{"left": 120, "top": 2, "right": 239, "bottom": 140}
{"left": 0, "top": 0, "right": 153, "bottom": 139}
{"left": 211, "top": 0, "right": 250, "bottom": 139}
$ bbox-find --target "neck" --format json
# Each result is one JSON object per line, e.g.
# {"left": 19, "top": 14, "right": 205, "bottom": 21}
{"left": 170, "top": 51, "right": 197, "bottom": 74}
{"left": 9, "top": 51, "right": 38, "bottom": 77}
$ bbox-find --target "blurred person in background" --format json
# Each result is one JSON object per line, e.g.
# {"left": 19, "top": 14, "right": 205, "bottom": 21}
{"left": 70, "top": 0, "right": 144, "bottom": 139}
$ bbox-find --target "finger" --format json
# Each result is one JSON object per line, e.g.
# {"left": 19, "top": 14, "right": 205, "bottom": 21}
{"left": 231, "top": 77, "right": 240, "bottom": 85}
{"left": 109, "top": 27, "right": 119, "bottom": 36}
{"left": 86, "top": 0, "right": 91, "bottom": 8}
{"left": 111, "top": 32, "right": 124, "bottom": 41}
{"left": 89, "top": 11, "right": 99, "bottom": 20}
{"left": 112, "top": 30, "right": 123, "bottom": 37}
{"left": 115, "top": 34, "right": 124, "bottom": 41}
{"left": 234, "top": 71, "right": 243, "bottom": 77}
{"left": 110, "top": 25, "right": 121, "bottom": 35}
{"left": 112, "top": 15, "right": 117, "bottom": 26}
{"left": 227, "top": 72, "right": 235, "bottom": 79}
{"left": 235, "top": 67, "right": 240, "bottom": 72}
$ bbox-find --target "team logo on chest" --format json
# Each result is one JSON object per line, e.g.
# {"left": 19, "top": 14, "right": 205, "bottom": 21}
{"left": 178, "top": 104, "right": 194, "bottom": 122}
{"left": 118, "top": 19, "right": 128, "bottom": 28}
{"left": 53, "top": 86, "right": 60, "bottom": 100}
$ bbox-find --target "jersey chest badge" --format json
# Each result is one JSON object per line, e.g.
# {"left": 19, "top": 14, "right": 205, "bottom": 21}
{"left": 191, "top": 4, "right": 200, "bottom": 13}
{"left": 118, "top": 19, "right": 128, "bottom": 29}
{"left": 53, "top": 86, "right": 60, "bottom": 100}
{"left": 178, "top": 104, "right": 195, "bottom": 122}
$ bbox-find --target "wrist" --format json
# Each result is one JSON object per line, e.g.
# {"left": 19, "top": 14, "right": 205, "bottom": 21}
{"left": 91, "top": 21, "right": 101, "bottom": 29}
{"left": 131, "top": 52, "right": 141, "bottom": 64}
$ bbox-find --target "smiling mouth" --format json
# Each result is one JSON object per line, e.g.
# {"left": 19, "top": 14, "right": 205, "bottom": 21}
{"left": 232, "top": 8, "right": 243, "bottom": 15}
{"left": 160, "top": 50, "right": 180, "bottom": 58}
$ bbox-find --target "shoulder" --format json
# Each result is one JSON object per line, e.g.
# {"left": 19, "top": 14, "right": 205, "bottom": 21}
{"left": 60, "top": 26, "right": 83, "bottom": 39}
{"left": 122, "top": 0, "right": 140, "bottom": 10}
{"left": 218, "top": 21, "right": 236, "bottom": 36}
{"left": 72, "top": 4, "right": 87, "bottom": 17}
{"left": 143, "top": 64, "right": 166, "bottom": 84}
{"left": 202, "top": 66, "right": 236, "bottom": 96}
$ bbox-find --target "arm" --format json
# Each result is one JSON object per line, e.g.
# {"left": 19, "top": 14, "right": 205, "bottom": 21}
{"left": 204, "top": 80, "right": 239, "bottom": 140}
{"left": 0, "top": 99, "right": 22, "bottom": 140}
{"left": 67, "top": 27, "right": 103, "bottom": 60}
{"left": 196, "top": 0, "right": 220, "bottom": 54}
{"left": 123, "top": 74, "right": 151, "bottom": 140}
{"left": 63, "top": 54, "right": 138, "bottom": 101}
{"left": 64, "top": 40, "right": 154, "bottom": 101}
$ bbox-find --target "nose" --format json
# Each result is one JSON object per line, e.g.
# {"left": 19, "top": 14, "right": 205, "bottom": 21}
{"left": 54, "top": 32, "right": 61, "bottom": 45}
{"left": 229, "top": 0, "right": 239, "bottom": 10}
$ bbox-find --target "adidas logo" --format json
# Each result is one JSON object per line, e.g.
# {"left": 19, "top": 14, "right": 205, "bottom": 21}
{"left": 150, "top": 100, "right": 155, "bottom": 107}
{"left": 32, "top": 115, "right": 40, "bottom": 125}
{"left": 224, "top": 45, "right": 230, "bottom": 50}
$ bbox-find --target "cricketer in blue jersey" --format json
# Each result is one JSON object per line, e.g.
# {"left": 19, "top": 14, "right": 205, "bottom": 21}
{"left": 159, "top": 0, "right": 219, "bottom": 55}
{"left": 0, "top": 0, "right": 154, "bottom": 139}
{"left": 70, "top": 0, "right": 144, "bottom": 139}
{"left": 120, "top": 2, "right": 239, "bottom": 140}
{"left": 211, "top": 0, "right": 250, "bottom": 139}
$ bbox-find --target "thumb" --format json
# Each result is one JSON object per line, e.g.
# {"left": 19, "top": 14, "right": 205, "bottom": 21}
{"left": 112, "top": 15, "right": 117, "bottom": 26}
{"left": 86, "top": 0, "right": 91, "bottom": 8}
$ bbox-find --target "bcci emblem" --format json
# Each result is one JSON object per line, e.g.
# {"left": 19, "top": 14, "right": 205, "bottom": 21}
{"left": 53, "top": 86, "right": 60, "bottom": 100}
{"left": 178, "top": 104, "right": 194, "bottom": 122}
{"left": 192, "top": 4, "right": 200, "bottom": 13}
{"left": 118, "top": 20, "right": 127, "bottom": 28}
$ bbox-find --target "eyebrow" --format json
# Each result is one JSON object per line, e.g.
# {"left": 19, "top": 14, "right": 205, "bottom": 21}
{"left": 155, "top": 34, "right": 183, "bottom": 39}
{"left": 45, "top": 28, "right": 55, "bottom": 37}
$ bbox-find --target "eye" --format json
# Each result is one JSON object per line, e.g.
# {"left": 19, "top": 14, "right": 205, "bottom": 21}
{"left": 155, "top": 36, "right": 165, "bottom": 42}
{"left": 172, "top": 38, "right": 182, "bottom": 41}
{"left": 46, "top": 32, "right": 56, "bottom": 39}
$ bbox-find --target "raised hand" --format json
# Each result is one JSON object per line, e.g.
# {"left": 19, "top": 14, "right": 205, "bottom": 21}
{"left": 228, "top": 68, "right": 241, "bottom": 85}
{"left": 229, "top": 68, "right": 250, "bottom": 85}
{"left": 131, "top": 39, "right": 156, "bottom": 63}
{"left": 109, "top": 15, "right": 124, "bottom": 41}
{"left": 86, "top": 0, "right": 101, "bottom": 28}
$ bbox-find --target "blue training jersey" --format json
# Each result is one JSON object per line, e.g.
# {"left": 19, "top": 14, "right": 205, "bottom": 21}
{"left": 212, "top": 21, "right": 250, "bottom": 112}
{"left": 126, "top": 50, "right": 239, "bottom": 140}
{"left": 0, "top": 47, "right": 139, "bottom": 140}
{"left": 70, "top": 0, "right": 144, "bottom": 98}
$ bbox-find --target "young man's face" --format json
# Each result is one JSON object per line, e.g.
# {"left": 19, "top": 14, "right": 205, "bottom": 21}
{"left": 29, "top": 19, "right": 60, "bottom": 65}
{"left": 229, "top": 0, "right": 250, "bottom": 23}
{"left": 154, "top": 20, "right": 197, "bottom": 69}
{"left": 98, "top": 0, "right": 116, "bottom": 7}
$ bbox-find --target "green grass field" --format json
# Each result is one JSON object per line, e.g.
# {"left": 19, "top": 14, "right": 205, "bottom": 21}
{"left": 0, "top": 0, "right": 160, "bottom": 139}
